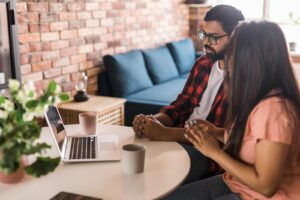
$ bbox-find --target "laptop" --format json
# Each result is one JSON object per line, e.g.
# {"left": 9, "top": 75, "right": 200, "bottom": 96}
{"left": 44, "top": 106, "right": 121, "bottom": 162}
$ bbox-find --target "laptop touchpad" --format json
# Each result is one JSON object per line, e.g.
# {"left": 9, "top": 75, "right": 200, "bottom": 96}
{"left": 99, "top": 142, "right": 115, "bottom": 150}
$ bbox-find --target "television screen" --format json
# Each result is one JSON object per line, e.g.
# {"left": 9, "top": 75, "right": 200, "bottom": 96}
{"left": 0, "top": 0, "right": 20, "bottom": 90}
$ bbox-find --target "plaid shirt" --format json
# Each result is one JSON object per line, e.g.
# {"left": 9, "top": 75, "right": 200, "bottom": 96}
{"left": 160, "top": 55, "right": 228, "bottom": 128}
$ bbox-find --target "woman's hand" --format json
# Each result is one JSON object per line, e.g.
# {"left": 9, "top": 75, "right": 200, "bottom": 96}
{"left": 185, "top": 122, "right": 222, "bottom": 159}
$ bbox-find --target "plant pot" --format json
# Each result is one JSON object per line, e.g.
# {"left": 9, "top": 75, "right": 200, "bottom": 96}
{"left": 289, "top": 42, "right": 297, "bottom": 51}
{"left": 0, "top": 156, "right": 28, "bottom": 184}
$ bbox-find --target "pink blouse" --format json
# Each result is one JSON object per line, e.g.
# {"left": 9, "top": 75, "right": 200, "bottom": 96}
{"left": 224, "top": 96, "right": 300, "bottom": 200}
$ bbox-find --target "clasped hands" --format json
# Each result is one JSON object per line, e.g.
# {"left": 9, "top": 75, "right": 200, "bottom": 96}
{"left": 132, "top": 114, "right": 164, "bottom": 140}
{"left": 185, "top": 119, "right": 222, "bottom": 159}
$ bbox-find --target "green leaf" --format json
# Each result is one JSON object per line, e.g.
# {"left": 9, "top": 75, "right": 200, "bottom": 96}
{"left": 59, "top": 93, "right": 70, "bottom": 101}
{"left": 23, "top": 142, "right": 51, "bottom": 155}
{"left": 46, "top": 81, "right": 57, "bottom": 94}
{"left": 25, "top": 156, "right": 60, "bottom": 177}
{"left": 0, "top": 96, "right": 5, "bottom": 104}
{"left": 26, "top": 100, "right": 39, "bottom": 109}
{"left": 40, "top": 95, "right": 49, "bottom": 104}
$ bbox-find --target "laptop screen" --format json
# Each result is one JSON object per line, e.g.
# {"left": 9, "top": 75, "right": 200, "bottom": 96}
{"left": 45, "top": 106, "right": 66, "bottom": 152}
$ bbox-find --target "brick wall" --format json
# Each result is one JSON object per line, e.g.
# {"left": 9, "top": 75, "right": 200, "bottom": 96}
{"left": 16, "top": 0, "right": 189, "bottom": 95}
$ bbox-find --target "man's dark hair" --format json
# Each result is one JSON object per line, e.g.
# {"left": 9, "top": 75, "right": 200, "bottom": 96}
{"left": 204, "top": 5, "right": 244, "bottom": 35}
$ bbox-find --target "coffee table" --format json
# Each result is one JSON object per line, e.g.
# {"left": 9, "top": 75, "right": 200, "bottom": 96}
{"left": 0, "top": 125, "right": 190, "bottom": 200}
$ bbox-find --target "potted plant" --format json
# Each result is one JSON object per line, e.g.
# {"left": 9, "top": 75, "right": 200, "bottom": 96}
{"left": 289, "top": 12, "right": 300, "bottom": 51}
{"left": 0, "top": 79, "right": 69, "bottom": 184}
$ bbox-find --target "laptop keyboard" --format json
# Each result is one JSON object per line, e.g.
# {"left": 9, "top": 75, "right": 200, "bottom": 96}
{"left": 69, "top": 137, "right": 96, "bottom": 159}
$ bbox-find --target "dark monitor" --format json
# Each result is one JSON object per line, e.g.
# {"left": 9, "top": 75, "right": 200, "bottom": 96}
{"left": 0, "top": 0, "right": 21, "bottom": 90}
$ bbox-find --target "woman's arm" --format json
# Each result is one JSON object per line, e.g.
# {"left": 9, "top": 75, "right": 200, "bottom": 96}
{"left": 212, "top": 140, "right": 289, "bottom": 197}
{"left": 185, "top": 127, "right": 290, "bottom": 197}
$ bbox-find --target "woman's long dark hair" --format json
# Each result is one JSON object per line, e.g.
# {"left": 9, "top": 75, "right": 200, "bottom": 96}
{"left": 224, "top": 21, "right": 300, "bottom": 161}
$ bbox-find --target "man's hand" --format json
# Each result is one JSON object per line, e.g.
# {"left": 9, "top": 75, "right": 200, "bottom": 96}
{"left": 132, "top": 114, "right": 146, "bottom": 138}
{"left": 142, "top": 117, "right": 165, "bottom": 140}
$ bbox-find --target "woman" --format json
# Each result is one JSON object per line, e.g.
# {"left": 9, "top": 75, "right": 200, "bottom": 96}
{"left": 164, "top": 21, "right": 300, "bottom": 200}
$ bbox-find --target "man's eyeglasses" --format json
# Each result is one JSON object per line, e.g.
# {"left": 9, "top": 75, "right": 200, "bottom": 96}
{"left": 198, "top": 30, "right": 227, "bottom": 45}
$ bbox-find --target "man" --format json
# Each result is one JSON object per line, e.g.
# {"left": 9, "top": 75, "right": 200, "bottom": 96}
{"left": 133, "top": 5, "right": 244, "bottom": 183}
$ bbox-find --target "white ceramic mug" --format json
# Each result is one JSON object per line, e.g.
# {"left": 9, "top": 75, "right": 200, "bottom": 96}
{"left": 122, "top": 144, "right": 146, "bottom": 174}
{"left": 78, "top": 112, "right": 97, "bottom": 135}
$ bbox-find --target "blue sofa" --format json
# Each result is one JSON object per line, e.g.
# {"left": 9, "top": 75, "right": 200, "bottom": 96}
{"left": 99, "top": 38, "right": 199, "bottom": 126}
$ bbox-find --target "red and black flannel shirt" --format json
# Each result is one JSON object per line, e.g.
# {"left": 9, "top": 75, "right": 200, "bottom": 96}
{"left": 160, "top": 55, "right": 228, "bottom": 128}
{"left": 160, "top": 55, "right": 228, "bottom": 174}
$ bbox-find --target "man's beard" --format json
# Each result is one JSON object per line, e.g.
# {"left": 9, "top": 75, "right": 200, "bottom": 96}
{"left": 204, "top": 45, "right": 225, "bottom": 61}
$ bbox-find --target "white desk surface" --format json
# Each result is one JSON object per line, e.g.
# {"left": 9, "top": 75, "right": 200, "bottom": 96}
{"left": 0, "top": 124, "right": 190, "bottom": 200}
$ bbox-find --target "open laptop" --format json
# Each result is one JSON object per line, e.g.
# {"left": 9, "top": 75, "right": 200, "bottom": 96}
{"left": 45, "top": 106, "right": 121, "bottom": 162}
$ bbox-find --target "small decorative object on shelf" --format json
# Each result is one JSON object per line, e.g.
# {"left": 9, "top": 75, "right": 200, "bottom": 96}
{"left": 186, "top": 0, "right": 208, "bottom": 4}
{"left": 288, "top": 12, "right": 300, "bottom": 52}
{"left": 74, "top": 72, "right": 89, "bottom": 102}
{"left": 0, "top": 79, "right": 70, "bottom": 184}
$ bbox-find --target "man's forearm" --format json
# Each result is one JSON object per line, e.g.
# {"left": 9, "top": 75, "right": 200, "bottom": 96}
{"left": 154, "top": 112, "right": 174, "bottom": 127}
{"left": 157, "top": 127, "right": 190, "bottom": 143}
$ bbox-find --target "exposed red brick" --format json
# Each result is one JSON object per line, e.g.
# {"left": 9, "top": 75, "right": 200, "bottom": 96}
{"left": 18, "top": 24, "right": 28, "bottom": 34}
{"left": 67, "top": 2, "right": 84, "bottom": 11}
{"left": 42, "top": 51, "right": 60, "bottom": 60}
{"left": 38, "top": 24, "right": 49, "bottom": 32}
{"left": 78, "top": 28, "right": 93, "bottom": 37}
{"left": 86, "top": 19, "right": 99, "bottom": 27}
{"left": 40, "top": 13, "right": 59, "bottom": 23}
{"left": 78, "top": 44, "right": 93, "bottom": 53}
{"left": 69, "top": 20, "right": 84, "bottom": 29}
{"left": 19, "top": 33, "right": 40, "bottom": 44}
{"left": 99, "top": 2, "right": 112, "bottom": 10}
{"left": 31, "top": 53, "right": 42, "bottom": 63}
{"left": 92, "top": 11, "right": 106, "bottom": 19}
{"left": 42, "top": 42, "right": 52, "bottom": 51}
{"left": 60, "top": 30, "right": 78, "bottom": 39}
{"left": 61, "top": 46, "right": 78, "bottom": 57}
{"left": 53, "top": 57, "right": 70, "bottom": 68}
{"left": 50, "top": 21, "right": 69, "bottom": 31}
{"left": 62, "top": 64, "right": 79, "bottom": 74}
{"left": 59, "top": 12, "right": 77, "bottom": 21}
{"left": 30, "top": 42, "right": 42, "bottom": 52}
{"left": 54, "top": 75, "right": 71, "bottom": 84}
{"left": 85, "top": 2, "right": 99, "bottom": 11}
{"left": 20, "top": 64, "right": 31, "bottom": 75}
{"left": 51, "top": 40, "right": 69, "bottom": 50}
{"left": 19, "top": 44, "right": 30, "bottom": 54}
{"left": 27, "top": 13, "right": 39, "bottom": 23}
{"left": 77, "top": 12, "right": 92, "bottom": 20}
{"left": 71, "top": 54, "right": 87, "bottom": 64}
{"left": 32, "top": 60, "right": 52, "bottom": 72}
{"left": 17, "top": 0, "right": 190, "bottom": 94}
{"left": 20, "top": 54, "right": 30, "bottom": 65}
{"left": 16, "top": 2, "right": 27, "bottom": 13}
{"left": 29, "top": 24, "right": 40, "bottom": 33}
{"left": 22, "top": 72, "right": 43, "bottom": 83}
{"left": 50, "top": 3, "right": 64, "bottom": 12}
{"left": 100, "top": 18, "right": 114, "bottom": 27}
{"left": 41, "top": 32, "right": 60, "bottom": 42}
{"left": 43, "top": 68, "right": 62, "bottom": 79}
{"left": 28, "top": 3, "right": 49, "bottom": 12}
{"left": 69, "top": 38, "right": 85, "bottom": 47}
{"left": 79, "top": 61, "right": 94, "bottom": 70}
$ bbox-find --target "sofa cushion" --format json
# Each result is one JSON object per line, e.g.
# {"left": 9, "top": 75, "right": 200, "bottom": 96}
{"left": 127, "top": 78, "right": 187, "bottom": 105}
{"left": 167, "top": 38, "right": 196, "bottom": 74}
{"left": 143, "top": 46, "right": 179, "bottom": 84}
{"left": 103, "top": 51, "right": 153, "bottom": 97}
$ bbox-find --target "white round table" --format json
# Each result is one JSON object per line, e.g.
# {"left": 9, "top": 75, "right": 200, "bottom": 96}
{"left": 0, "top": 124, "right": 190, "bottom": 200}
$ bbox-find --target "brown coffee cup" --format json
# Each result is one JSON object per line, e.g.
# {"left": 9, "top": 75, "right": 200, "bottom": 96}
{"left": 79, "top": 112, "right": 97, "bottom": 135}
